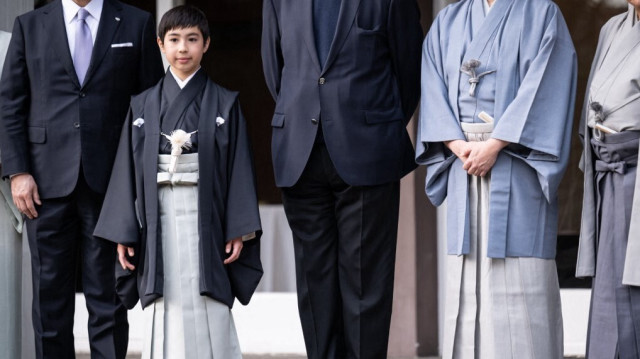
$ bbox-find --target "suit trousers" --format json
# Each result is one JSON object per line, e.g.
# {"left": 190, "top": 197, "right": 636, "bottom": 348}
{"left": 282, "top": 142, "right": 400, "bottom": 359}
{"left": 26, "top": 172, "right": 127, "bottom": 359}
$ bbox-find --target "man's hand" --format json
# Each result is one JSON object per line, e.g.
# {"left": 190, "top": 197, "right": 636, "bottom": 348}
{"left": 11, "top": 173, "right": 41, "bottom": 219}
{"left": 224, "top": 237, "right": 244, "bottom": 265}
{"left": 117, "top": 244, "right": 136, "bottom": 271}
{"left": 445, "top": 139, "right": 473, "bottom": 162}
{"left": 462, "top": 138, "right": 509, "bottom": 177}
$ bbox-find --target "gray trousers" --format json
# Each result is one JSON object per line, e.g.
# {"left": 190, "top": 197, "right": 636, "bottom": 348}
{"left": 587, "top": 131, "right": 640, "bottom": 359}
{"left": 442, "top": 122, "right": 564, "bottom": 359}
{"left": 0, "top": 178, "right": 36, "bottom": 359}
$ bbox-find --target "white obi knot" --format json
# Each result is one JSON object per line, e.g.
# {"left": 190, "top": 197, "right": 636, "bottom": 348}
{"left": 157, "top": 153, "right": 199, "bottom": 185}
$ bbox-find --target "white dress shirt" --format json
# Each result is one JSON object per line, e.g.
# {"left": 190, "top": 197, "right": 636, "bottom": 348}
{"left": 62, "top": 0, "right": 104, "bottom": 55}
{"left": 483, "top": 0, "right": 495, "bottom": 15}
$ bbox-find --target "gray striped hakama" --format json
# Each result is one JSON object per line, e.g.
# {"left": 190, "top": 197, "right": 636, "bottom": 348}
{"left": 143, "top": 154, "right": 242, "bottom": 359}
{"left": 442, "top": 122, "right": 564, "bottom": 359}
{"left": 586, "top": 131, "right": 640, "bottom": 359}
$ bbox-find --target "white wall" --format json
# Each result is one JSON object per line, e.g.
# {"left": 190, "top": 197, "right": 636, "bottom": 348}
{"left": 73, "top": 293, "right": 307, "bottom": 355}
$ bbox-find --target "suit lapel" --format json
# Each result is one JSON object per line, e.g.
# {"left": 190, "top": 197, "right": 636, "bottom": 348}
{"left": 43, "top": 1, "right": 80, "bottom": 88}
{"left": 322, "top": 0, "right": 361, "bottom": 74}
{"left": 83, "top": 0, "right": 122, "bottom": 87}
{"left": 301, "top": 0, "right": 322, "bottom": 73}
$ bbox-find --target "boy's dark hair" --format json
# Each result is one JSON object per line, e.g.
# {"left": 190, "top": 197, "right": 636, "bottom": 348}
{"left": 158, "top": 5, "right": 210, "bottom": 42}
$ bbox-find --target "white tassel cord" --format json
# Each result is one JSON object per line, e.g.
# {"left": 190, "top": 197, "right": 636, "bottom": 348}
{"left": 161, "top": 129, "right": 198, "bottom": 173}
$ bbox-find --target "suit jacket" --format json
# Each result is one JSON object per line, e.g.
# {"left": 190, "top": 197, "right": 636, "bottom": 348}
{"left": 262, "top": 0, "right": 423, "bottom": 187}
{"left": 0, "top": 31, "right": 21, "bottom": 233}
{"left": 0, "top": 0, "right": 164, "bottom": 199}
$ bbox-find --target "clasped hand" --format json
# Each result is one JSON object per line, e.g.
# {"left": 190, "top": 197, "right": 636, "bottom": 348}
{"left": 446, "top": 138, "right": 508, "bottom": 177}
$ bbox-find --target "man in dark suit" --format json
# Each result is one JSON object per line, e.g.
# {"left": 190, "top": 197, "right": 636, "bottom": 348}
{"left": 261, "top": 0, "right": 422, "bottom": 357}
{"left": 0, "top": 0, "right": 163, "bottom": 358}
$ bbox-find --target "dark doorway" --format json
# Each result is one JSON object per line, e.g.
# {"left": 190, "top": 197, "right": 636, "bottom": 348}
{"left": 186, "top": 0, "right": 280, "bottom": 203}
{"left": 121, "top": 0, "right": 155, "bottom": 17}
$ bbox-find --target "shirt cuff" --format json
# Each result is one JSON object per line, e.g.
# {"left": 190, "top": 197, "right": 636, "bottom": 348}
{"left": 241, "top": 232, "right": 256, "bottom": 242}
{"left": 9, "top": 173, "right": 26, "bottom": 179}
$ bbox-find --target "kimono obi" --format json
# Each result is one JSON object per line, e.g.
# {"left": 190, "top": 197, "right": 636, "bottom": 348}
{"left": 461, "top": 122, "right": 493, "bottom": 142}
{"left": 591, "top": 131, "right": 639, "bottom": 174}
{"left": 157, "top": 153, "right": 199, "bottom": 185}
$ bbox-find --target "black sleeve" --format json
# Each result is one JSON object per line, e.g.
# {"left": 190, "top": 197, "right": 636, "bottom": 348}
{"left": 0, "top": 17, "right": 31, "bottom": 178}
{"left": 224, "top": 99, "right": 262, "bottom": 242}
{"left": 224, "top": 98, "right": 264, "bottom": 306}
{"left": 387, "top": 0, "right": 423, "bottom": 124}
{"left": 94, "top": 108, "right": 141, "bottom": 247}
{"left": 261, "top": 0, "right": 283, "bottom": 101}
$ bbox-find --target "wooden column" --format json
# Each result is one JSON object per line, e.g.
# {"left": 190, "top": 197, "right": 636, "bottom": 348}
{"left": 0, "top": 3, "right": 35, "bottom": 359}
{"left": 387, "top": 1, "right": 440, "bottom": 357}
{"left": 0, "top": 0, "right": 32, "bottom": 31}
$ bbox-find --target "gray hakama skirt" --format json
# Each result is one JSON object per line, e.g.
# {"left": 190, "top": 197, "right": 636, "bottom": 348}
{"left": 142, "top": 153, "right": 242, "bottom": 359}
{"left": 586, "top": 131, "right": 640, "bottom": 359}
{"left": 442, "top": 122, "right": 563, "bottom": 359}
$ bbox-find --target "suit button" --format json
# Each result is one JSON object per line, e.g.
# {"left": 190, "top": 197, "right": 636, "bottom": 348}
{"left": 311, "top": 118, "right": 319, "bottom": 125}
{"left": 73, "top": 122, "right": 80, "bottom": 128}
{"left": 318, "top": 77, "right": 325, "bottom": 85}
{"left": 79, "top": 92, "right": 86, "bottom": 98}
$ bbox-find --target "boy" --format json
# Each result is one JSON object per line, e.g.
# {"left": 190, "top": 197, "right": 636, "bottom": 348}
{"left": 94, "top": 5, "right": 262, "bottom": 358}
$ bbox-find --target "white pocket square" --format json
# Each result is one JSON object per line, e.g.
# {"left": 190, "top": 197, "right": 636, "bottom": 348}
{"left": 111, "top": 42, "right": 133, "bottom": 48}
{"left": 216, "top": 117, "right": 225, "bottom": 127}
{"left": 133, "top": 118, "right": 144, "bottom": 127}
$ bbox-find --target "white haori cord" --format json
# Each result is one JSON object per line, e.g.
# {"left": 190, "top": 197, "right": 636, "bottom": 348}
{"left": 161, "top": 129, "right": 198, "bottom": 173}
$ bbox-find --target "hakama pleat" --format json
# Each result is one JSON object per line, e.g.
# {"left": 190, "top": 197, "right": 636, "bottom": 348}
{"left": 442, "top": 123, "right": 563, "bottom": 359}
{"left": 586, "top": 131, "right": 640, "bottom": 359}
{"left": 142, "top": 153, "right": 242, "bottom": 359}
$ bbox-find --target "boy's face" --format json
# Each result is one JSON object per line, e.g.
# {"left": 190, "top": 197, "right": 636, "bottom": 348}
{"left": 158, "top": 26, "right": 210, "bottom": 80}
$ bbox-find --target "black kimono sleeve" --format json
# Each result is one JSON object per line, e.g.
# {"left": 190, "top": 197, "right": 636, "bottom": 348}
{"left": 94, "top": 108, "right": 142, "bottom": 309}
{"left": 95, "top": 108, "right": 141, "bottom": 246}
{"left": 223, "top": 100, "right": 263, "bottom": 305}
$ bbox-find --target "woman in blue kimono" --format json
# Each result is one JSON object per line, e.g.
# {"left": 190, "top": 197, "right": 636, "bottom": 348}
{"left": 576, "top": 1, "right": 640, "bottom": 357}
{"left": 417, "top": 0, "right": 577, "bottom": 357}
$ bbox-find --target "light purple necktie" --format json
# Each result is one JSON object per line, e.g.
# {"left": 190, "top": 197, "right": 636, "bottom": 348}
{"left": 73, "top": 8, "right": 93, "bottom": 85}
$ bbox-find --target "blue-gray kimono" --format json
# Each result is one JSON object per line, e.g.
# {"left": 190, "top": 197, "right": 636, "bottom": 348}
{"left": 577, "top": 5, "right": 640, "bottom": 285}
{"left": 416, "top": 0, "right": 577, "bottom": 259}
